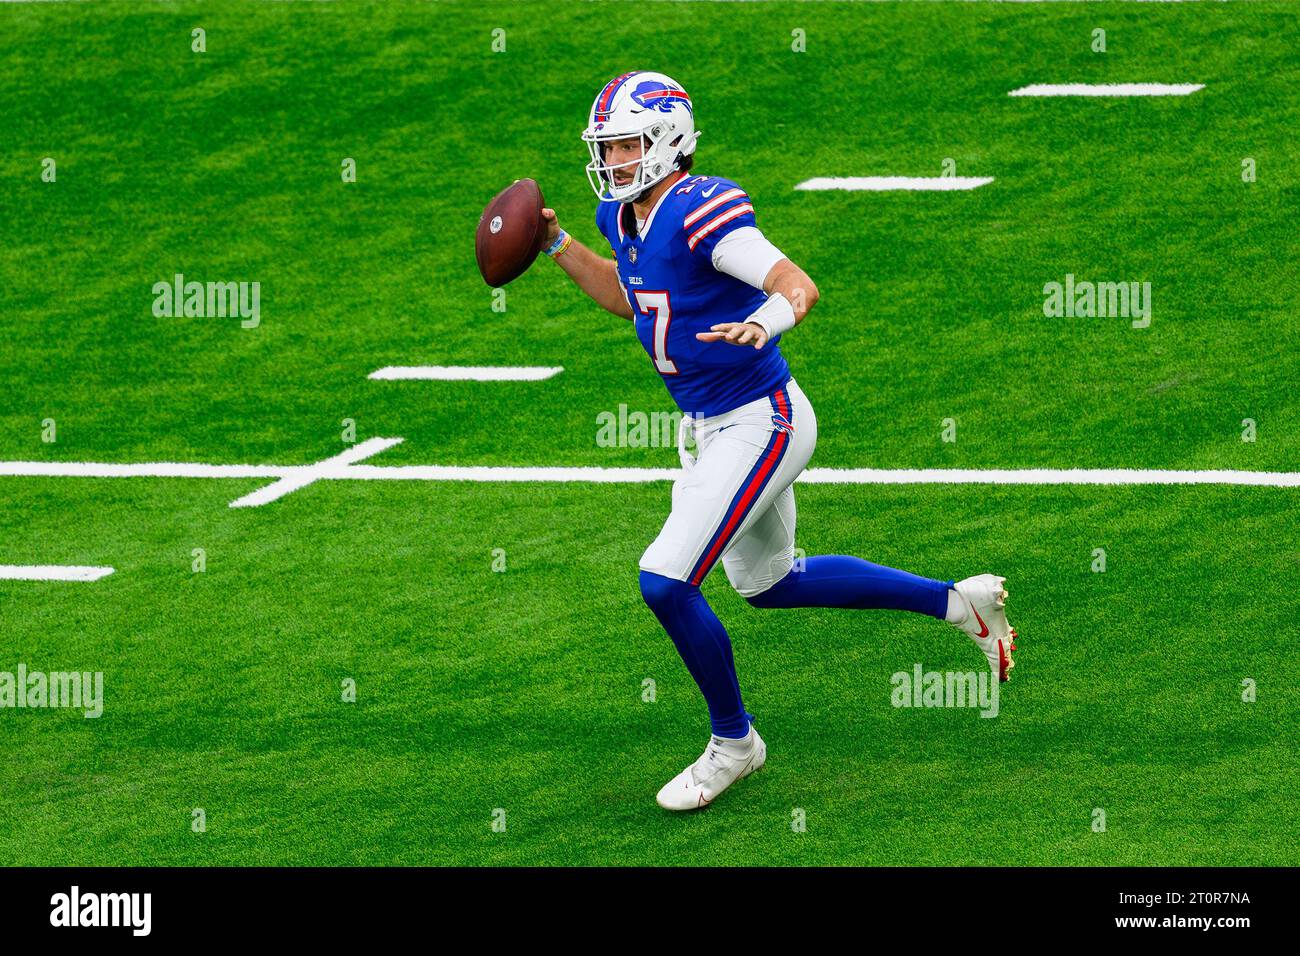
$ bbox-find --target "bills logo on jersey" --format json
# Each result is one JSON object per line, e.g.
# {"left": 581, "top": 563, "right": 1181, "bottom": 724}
{"left": 631, "top": 80, "right": 693, "bottom": 115}
{"left": 771, "top": 412, "right": 795, "bottom": 435}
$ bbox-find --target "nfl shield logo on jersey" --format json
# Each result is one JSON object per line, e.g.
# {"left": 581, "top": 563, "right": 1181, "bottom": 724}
{"left": 628, "top": 246, "right": 638, "bottom": 264}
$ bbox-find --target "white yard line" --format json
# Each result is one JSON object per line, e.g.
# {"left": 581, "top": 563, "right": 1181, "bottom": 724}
{"left": 325, "top": 465, "right": 1300, "bottom": 489}
{"left": 1008, "top": 83, "right": 1204, "bottom": 97}
{"left": 368, "top": 366, "right": 564, "bottom": 382}
{"left": 796, "top": 177, "right": 994, "bottom": 192}
{"left": 797, "top": 468, "right": 1297, "bottom": 487}
{"left": 0, "top": 565, "right": 115, "bottom": 582}
{"left": 1, "top": 457, "right": 1298, "bottom": 494}
{"left": 225, "top": 437, "right": 405, "bottom": 508}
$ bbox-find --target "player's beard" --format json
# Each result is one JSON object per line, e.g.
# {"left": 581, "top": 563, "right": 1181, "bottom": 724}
{"left": 610, "top": 171, "right": 651, "bottom": 204}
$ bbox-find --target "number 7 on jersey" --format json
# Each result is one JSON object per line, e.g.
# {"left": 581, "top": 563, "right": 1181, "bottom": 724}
{"left": 634, "top": 290, "right": 678, "bottom": 375}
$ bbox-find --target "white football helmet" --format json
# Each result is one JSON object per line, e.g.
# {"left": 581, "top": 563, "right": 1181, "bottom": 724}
{"left": 582, "top": 71, "right": 700, "bottom": 203}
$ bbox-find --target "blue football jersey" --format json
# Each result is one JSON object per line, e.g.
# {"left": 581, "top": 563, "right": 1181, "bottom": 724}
{"left": 595, "top": 174, "right": 791, "bottom": 418}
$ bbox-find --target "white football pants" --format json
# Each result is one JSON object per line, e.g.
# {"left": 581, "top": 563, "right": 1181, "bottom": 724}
{"left": 639, "top": 378, "right": 818, "bottom": 597}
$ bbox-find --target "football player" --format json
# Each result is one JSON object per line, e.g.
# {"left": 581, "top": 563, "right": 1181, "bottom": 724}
{"left": 541, "top": 71, "right": 1017, "bottom": 810}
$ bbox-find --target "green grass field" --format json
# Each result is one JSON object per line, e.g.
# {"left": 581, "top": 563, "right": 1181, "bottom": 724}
{"left": 2, "top": 0, "right": 1297, "bottom": 866}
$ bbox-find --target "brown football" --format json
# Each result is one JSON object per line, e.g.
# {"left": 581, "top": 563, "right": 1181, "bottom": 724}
{"left": 475, "top": 179, "right": 546, "bottom": 287}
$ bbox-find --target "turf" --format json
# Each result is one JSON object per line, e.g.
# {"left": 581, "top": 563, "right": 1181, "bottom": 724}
{"left": 0, "top": 0, "right": 1296, "bottom": 866}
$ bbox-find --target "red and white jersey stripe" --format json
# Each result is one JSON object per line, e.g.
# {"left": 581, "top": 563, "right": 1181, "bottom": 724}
{"left": 682, "top": 188, "right": 747, "bottom": 229}
{"left": 686, "top": 200, "right": 755, "bottom": 251}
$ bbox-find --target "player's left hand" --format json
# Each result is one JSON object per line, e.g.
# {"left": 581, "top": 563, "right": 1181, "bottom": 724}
{"left": 696, "top": 322, "right": 769, "bottom": 350}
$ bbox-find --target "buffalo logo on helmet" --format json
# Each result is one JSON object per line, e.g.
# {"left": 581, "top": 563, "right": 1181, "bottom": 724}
{"left": 630, "top": 80, "right": 693, "bottom": 115}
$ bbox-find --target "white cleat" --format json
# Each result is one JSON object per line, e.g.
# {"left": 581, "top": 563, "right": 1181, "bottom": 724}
{"left": 952, "top": 573, "right": 1018, "bottom": 682}
{"left": 655, "top": 725, "right": 767, "bottom": 811}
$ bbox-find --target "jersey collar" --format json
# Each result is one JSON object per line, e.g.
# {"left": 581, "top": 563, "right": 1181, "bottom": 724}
{"left": 622, "top": 171, "right": 687, "bottom": 242}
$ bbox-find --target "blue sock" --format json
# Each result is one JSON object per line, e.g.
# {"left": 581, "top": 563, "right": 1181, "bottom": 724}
{"left": 639, "top": 571, "right": 752, "bottom": 738}
{"left": 746, "top": 555, "right": 951, "bottom": 619}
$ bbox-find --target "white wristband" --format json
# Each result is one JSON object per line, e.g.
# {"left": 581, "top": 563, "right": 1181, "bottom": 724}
{"left": 746, "top": 293, "right": 797, "bottom": 338}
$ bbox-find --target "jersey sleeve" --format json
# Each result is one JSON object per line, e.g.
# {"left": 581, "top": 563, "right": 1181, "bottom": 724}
{"left": 680, "top": 178, "right": 757, "bottom": 262}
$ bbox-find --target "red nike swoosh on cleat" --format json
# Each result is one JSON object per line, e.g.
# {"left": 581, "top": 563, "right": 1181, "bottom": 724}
{"left": 971, "top": 606, "right": 989, "bottom": 639}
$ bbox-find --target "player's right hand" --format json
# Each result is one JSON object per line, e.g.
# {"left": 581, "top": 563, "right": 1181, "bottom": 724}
{"left": 541, "top": 208, "right": 561, "bottom": 246}
{"left": 696, "top": 322, "right": 770, "bottom": 350}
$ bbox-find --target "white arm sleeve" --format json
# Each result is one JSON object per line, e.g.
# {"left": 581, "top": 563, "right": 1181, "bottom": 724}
{"left": 711, "top": 226, "right": 788, "bottom": 291}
